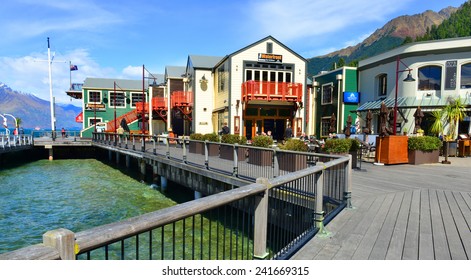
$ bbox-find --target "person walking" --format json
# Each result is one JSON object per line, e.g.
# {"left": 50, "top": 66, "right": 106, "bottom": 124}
{"left": 220, "top": 122, "right": 230, "bottom": 135}
{"left": 284, "top": 124, "right": 293, "bottom": 140}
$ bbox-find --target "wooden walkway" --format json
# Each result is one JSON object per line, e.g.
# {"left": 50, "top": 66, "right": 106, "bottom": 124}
{"left": 291, "top": 156, "right": 471, "bottom": 260}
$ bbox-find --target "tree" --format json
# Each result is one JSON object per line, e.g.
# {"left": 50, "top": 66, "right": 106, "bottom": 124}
{"left": 430, "top": 97, "right": 466, "bottom": 140}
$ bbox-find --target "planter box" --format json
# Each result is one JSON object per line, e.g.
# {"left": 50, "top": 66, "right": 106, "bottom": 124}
{"left": 248, "top": 148, "right": 273, "bottom": 166}
{"left": 408, "top": 149, "right": 439, "bottom": 165}
{"left": 219, "top": 145, "right": 247, "bottom": 161}
{"left": 375, "top": 135, "right": 408, "bottom": 165}
{"left": 189, "top": 142, "right": 204, "bottom": 154}
{"left": 206, "top": 143, "right": 220, "bottom": 157}
{"left": 277, "top": 153, "right": 307, "bottom": 172}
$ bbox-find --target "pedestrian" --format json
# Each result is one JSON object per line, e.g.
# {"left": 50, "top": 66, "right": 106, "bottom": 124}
{"left": 220, "top": 122, "right": 230, "bottom": 135}
{"left": 284, "top": 124, "right": 293, "bottom": 139}
{"left": 61, "top": 128, "right": 66, "bottom": 138}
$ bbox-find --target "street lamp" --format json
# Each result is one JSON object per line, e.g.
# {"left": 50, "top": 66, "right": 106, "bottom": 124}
{"left": 393, "top": 56, "right": 416, "bottom": 134}
{"left": 142, "top": 65, "right": 158, "bottom": 135}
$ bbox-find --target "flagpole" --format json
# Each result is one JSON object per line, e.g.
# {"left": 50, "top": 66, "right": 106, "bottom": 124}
{"left": 69, "top": 61, "right": 72, "bottom": 90}
{"left": 47, "top": 37, "right": 55, "bottom": 140}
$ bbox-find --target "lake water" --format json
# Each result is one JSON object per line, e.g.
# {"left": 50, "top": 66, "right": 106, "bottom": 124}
{"left": 0, "top": 159, "right": 191, "bottom": 254}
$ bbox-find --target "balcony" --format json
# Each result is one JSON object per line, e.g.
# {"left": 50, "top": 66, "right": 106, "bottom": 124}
{"left": 171, "top": 91, "right": 193, "bottom": 107}
{"left": 241, "top": 81, "right": 303, "bottom": 103}
{"left": 151, "top": 97, "right": 168, "bottom": 110}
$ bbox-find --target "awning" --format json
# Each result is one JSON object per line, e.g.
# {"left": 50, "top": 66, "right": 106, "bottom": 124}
{"left": 355, "top": 96, "right": 466, "bottom": 113}
{"left": 75, "top": 112, "right": 83, "bottom": 123}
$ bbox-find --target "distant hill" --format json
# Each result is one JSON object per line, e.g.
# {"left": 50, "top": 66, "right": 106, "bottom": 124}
{"left": 308, "top": 5, "right": 460, "bottom": 75}
{"left": 0, "top": 83, "right": 82, "bottom": 130}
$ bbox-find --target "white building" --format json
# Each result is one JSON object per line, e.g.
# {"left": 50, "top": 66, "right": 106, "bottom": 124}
{"left": 357, "top": 36, "right": 471, "bottom": 137}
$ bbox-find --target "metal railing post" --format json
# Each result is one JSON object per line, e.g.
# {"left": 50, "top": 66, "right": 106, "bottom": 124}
{"left": 166, "top": 137, "right": 170, "bottom": 159}
{"left": 232, "top": 144, "right": 238, "bottom": 177}
{"left": 132, "top": 135, "right": 136, "bottom": 150}
{"left": 204, "top": 140, "right": 209, "bottom": 170}
{"left": 315, "top": 171, "right": 329, "bottom": 236}
{"left": 253, "top": 177, "right": 269, "bottom": 259}
{"left": 152, "top": 138, "right": 156, "bottom": 155}
{"left": 344, "top": 154, "right": 353, "bottom": 208}
{"left": 42, "top": 228, "right": 76, "bottom": 260}
{"left": 182, "top": 139, "right": 187, "bottom": 164}
{"left": 141, "top": 137, "right": 145, "bottom": 152}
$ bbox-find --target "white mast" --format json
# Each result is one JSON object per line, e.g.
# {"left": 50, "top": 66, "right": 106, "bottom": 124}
{"left": 47, "top": 37, "right": 55, "bottom": 138}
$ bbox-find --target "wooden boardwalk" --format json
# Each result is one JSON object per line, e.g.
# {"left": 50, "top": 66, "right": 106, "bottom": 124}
{"left": 291, "top": 156, "right": 471, "bottom": 260}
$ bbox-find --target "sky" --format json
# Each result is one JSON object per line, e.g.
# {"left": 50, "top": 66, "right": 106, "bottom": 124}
{"left": 0, "top": 0, "right": 467, "bottom": 106}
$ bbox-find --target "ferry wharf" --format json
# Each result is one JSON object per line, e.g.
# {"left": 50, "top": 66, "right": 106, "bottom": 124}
{"left": 291, "top": 156, "right": 471, "bottom": 260}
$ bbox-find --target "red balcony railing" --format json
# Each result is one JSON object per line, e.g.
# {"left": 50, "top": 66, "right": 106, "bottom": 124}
{"left": 241, "top": 81, "right": 303, "bottom": 102}
{"left": 151, "top": 97, "right": 168, "bottom": 110}
{"left": 135, "top": 102, "right": 149, "bottom": 113}
{"left": 171, "top": 91, "right": 193, "bottom": 107}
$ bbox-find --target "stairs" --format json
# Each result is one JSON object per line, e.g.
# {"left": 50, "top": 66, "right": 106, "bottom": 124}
{"left": 106, "top": 109, "right": 138, "bottom": 132}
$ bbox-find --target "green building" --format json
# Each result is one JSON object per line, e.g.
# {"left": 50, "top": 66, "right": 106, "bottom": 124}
{"left": 311, "top": 67, "right": 359, "bottom": 138}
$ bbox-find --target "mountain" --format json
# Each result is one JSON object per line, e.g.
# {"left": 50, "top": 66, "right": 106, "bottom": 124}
{"left": 0, "top": 83, "right": 82, "bottom": 130}
{"left": 308, "top": 6, "right": 460, "bottom": 75}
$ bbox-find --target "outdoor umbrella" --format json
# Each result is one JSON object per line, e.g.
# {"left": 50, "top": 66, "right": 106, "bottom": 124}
{"left": 329, "top": 113, "right": 337, "bottom": 133}
{"left": 413, "top": 106, "right": 424, "bottom": 133}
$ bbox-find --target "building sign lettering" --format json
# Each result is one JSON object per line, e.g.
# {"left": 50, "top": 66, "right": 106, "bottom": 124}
{"left": 258, "top": 53, "right": 282, "bottom": 63}
{"left": 445, "top": 60, "right": 457, "bottom": 90}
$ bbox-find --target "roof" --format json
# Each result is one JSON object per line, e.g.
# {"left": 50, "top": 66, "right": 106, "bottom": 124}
{"left": 165, "top": 66, "right": 186, "bottom": 78}
{"left": 188, "top": 55, "right": 224, "bottom": 69}
{"left": 148, "top": 73, "right": 165, "bottom": 85}
{"left": 83, "top": 78, "right": 146, "bottom": 90}
{"left": 356, "top": 96, "right": 471, "bottom": 113}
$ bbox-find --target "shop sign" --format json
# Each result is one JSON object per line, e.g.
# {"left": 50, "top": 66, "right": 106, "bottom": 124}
{"left": 258, "top": 53, "right": 282, "bottom": 63}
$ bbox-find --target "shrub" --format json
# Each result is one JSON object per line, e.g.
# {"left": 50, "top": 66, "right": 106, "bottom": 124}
{"left": 251, "top": 135, "right": 273, "bottom": 148}
{"left": 189, "top": 133, "right": 204, "bottom": 140}
{"left": 279, "top": 138, "right": 308, "bottom": 152}
{"left": 323, "top": 138, "right": 351, "bottom": 153}
{"left": 203, "top": 133, "right": 220, "bottom": 142}
{"left": 347, "top": 138, "right": 361, "bottom": 152}
{"left": 408, "top": 136, "right": 442, "bottom": 152}
{"left": 221, "top": 134, "right": 247, "bottom": 145}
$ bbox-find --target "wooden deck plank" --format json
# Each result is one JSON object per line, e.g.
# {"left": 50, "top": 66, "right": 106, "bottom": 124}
{"left": 437, "top": 190, "right": 467, "bottom": 260}
{"left": 402, "top": 189, "right": 421, "bottom": 260}
{"left": 429, "top": 189, "right": 451, "bottom": 260}
{"left": 352, "top": 192, "right": 396, "bottom": 259}
{"left": 385, "top": 190, "right": 413, "bottom": 260}
{"left": 369, "top": 191, "right": 404, "bottom": 259}
{"left": 447, "top": 191, "right": 471, "bottom": 258}
{"left": 455, "top": 192, "right": 471, "bottom": 230}
{"left": 332, "top": 195, "right": 387, "bottom": 259}
{"left": 419, "top": 189, "right": 434, "bottom": 260}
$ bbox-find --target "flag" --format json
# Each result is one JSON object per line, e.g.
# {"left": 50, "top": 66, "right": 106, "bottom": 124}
{"left": 70, "top": 64, "right": 78, "bottom": 71}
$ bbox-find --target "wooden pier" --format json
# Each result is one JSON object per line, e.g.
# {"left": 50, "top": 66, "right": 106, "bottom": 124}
{"left": 291, "top": 156, "right": 471, "bottom": 260}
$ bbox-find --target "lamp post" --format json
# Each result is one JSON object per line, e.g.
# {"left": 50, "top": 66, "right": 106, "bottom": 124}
{"left": 393, "top": 56, "right": 416, "bottom": 135}
{"left": 142, "top": 65, "right": 160, "bottom": 135}
{"left": 336, "top": 73, "right": 343, "bottom": 133}
{"left": 4, "top": 114, "right": 17, "bottom": 135}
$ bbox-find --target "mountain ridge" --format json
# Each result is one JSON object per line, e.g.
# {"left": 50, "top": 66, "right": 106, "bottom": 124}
{"left": 0, "top": 83, "right": 82, "bottom": 130}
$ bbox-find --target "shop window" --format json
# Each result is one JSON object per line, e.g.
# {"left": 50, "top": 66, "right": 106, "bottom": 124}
{"left": 278, "top": 109, "right": 291, "bottom": 117}
{"left": 321, "top": 85, "right": 333, "bottom": 105}
{"left": 378, "top": 74, "right": 387, "bottom": 96}
{"left": 131, "top": 92, "right": 145, "bottom": 107}
{"left": 88, "top": 91, "right": 101, "bottom": 103}
{"left": 418, "top": 65, "right": 441, "bottom": 90}
{"left": 460, "top": 63, "right": 471, "bottom": 89}
{"left": 321, "top": 118, "right": 331, "bottom": 137}
{"left": 260, "top": 108, "right": 276, "bottom": 116}
{"left": 246, "top": 108, "right": 258, "bottom": 116}
{"left": 109, "top": 91, "right": 126, "bottom": 107}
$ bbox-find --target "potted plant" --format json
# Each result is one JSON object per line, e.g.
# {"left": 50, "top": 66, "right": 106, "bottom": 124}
{"left": 203, "top": 132, "right": 220, "bottom": 156}
{"left": 277, "top": 138, "right": 309, "bottom": 171}
{"left": 323, "top": 138, "right": 351, "bottom": 154}
{"left": 248, "top": 135, "right": 274, "bottom": 166}
{"left": 189, "top": 133, "right": 204, "bottom": 154}
{"left": 408, "top": 136, "right": 442, "bottom": 165}
{"left": 219, "top": 134, "right": 248, "bottom": 161}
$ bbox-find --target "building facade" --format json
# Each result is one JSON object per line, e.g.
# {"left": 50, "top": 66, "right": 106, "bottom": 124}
{"left": 311, "top": 67, "right": 359, "bottom": 138}
{"left": 357, "top": 37, "right": 471, "bottom": 137}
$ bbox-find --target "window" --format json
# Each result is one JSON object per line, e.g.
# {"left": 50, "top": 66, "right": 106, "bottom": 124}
{"left": 109, "top": 91, "right": 126, "bottom": 107}
{"left": 88, "top": 91, "right": 101, "bottom": 103}
{"left": 321, "top": 118, "right": 331, "bottom": 137}
{"left": 418, "top": 65, "right": 441, "bottom": 90}
{"left": 460, "top": 63, "right": 471, "bottom": 89}
{"left": 378, "top": 74, "right": 387, "bottom": 96}
{"left": 131, "top": 92, "right": 145, "bottom": 107}
{"left": 88, "top": 117, "right": 102, "bottom": 126}
{"left": 267, "top": 42, "right": 273, "bottom": 53}
{"left": 321, "top": 85, "right": 333, "bottom": 104}
{"left": 246, "top": 70, "right": 252, "bottom": 81}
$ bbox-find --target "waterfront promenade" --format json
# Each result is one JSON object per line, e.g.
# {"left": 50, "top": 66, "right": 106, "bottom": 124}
{"left": 291, "top": 156, "right": 471, "bottom": 260}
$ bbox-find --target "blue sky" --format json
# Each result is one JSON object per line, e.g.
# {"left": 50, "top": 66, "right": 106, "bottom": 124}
{"left": 0, "top": 0, "right": 466, "bottom": 106}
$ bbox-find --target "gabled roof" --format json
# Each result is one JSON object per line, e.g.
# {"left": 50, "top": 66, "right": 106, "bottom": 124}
{"left": 165, "top": 66, "right": 186, "bottom": 79}
{"left": 83, "top": 78, "right": 146, "bottom": 90}
{"left": 224, "top": 35, "right": 307, "bottom": 64}
{"left": 188, "top": 55, "right": 225, "bottom": 69}
{"left": 148, "top": 73, "right": 165, "bottom": 85}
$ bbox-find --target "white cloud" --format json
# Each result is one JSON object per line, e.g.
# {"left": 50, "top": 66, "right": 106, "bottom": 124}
{"left": 249, "top": 0, "right": 411, "bottom": 42}
{"left": 0, "top": 49, "right": 116, "bottom": 106}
